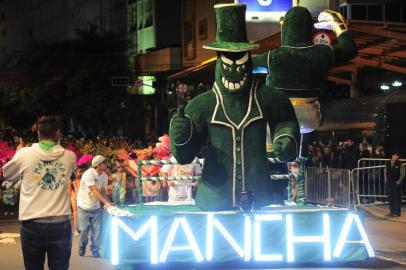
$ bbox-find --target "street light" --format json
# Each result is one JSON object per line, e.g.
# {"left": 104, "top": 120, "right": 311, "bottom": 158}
{"left": 392, "top": 81, "right": 402, "bottom": 87}
{"left": 380, "top": 84, "right": 390, "bottom": 91}
{"left": 127, "top": 77, "right": 156, "bottom": 95}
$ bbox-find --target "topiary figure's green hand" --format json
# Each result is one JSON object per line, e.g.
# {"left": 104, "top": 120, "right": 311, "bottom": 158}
{"left": 170, "top": 106, "right": 193, "bottom": 146}
{"left": 273, "top": 136, "right": 297, "bottom": 162}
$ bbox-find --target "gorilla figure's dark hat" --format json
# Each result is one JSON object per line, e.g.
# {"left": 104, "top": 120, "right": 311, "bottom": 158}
{"left": 281, "top": 6, "right": 313, "bottom": 47}
{"left": 203, "top": 3, "right": 259, "bottom": 52}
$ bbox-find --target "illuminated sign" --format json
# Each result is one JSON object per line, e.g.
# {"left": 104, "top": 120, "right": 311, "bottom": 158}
{"left": 237, "top": 0, "right": 293, "bottom": 22}
{"left": 313, "top": 31, "right": 333, "bottom": 45}
{"left": 137, "top": 76, "right": 156, "bottom": 95}
{"left": 110, "top": 212, "right": 374, "bottom": 265}
{"left": 253, "top": 66, "right": 268, "bottom": 74}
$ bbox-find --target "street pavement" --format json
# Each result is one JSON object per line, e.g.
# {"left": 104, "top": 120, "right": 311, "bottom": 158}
{"left": 358, "top": 203, "right": 406, "bottom": 223}
{"left": 0, "top": 219, "right": 115, "bottom": 270}
{"left": 0, "top": 208, "right": 405, "bottom": 270}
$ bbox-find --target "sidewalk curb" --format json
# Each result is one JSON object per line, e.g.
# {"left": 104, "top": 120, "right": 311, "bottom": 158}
{"left": 358, "top": 205, "right": 406, "bottom": 223}
{"left": 375, "top": 255, "right": 406, "bottom": 266}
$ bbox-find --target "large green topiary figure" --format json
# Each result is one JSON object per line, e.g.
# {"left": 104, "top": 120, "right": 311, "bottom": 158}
{"left": 253, "top": 6, "right": 357, "bottom": 204}
{"left": 169, "top": 4, "right": 299, "bottom": 211}
{"left": 253, "top": 6, "right": 358, "bottom": 133}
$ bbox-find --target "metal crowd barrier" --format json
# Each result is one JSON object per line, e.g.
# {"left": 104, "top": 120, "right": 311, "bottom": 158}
{"left": 357, "top": 158, "right": 406, "bottom": 168}
{"left": 134, "top": 157, "right": 406, "bottom": 207}
{"left": 137, "top": 159, "right": 204, "bottom": 204}
{"left": 351, "top": 165, "right": 386, "bottom": 205}
{"left": 305, "top": 158, "right": 406, "bottom": 209}
{"left": 136, "top": 158, "right": 301, "bottom": 205}
{"left": 304, "top": 167, "right": 352, "bottom": 208}
{"left": 355, "top": 158, "right": 406, "bottom": 205}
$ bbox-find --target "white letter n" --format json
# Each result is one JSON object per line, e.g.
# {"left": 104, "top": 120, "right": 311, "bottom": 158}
{"left": 206, "top": 214, "right": 251, "bottom": 261}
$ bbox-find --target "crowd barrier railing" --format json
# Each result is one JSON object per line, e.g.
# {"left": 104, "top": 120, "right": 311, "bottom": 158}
{"left": 305, "top": 158, "right": 406, "bottom": 209}
{"left": 304, "top": 167, "right": 352, "bottom": 208}
{"left": 355, "top": 158, "right": 406, "bottom": 205}
{"left": 136, "top": 157, "right": 404, "bottom": 207}
{"left": 136, "top": 158, "right": 302, "bottom": 205}
{"left": 351, "top": 165, "right": 387, "bottom": 205}
{"left": 136, "top": 159, "right": 204, "bottom": 204}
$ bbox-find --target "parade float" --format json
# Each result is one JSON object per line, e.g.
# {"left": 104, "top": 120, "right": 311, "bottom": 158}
{"left": 100, "top": 4, "right": 373, "bottom": 269}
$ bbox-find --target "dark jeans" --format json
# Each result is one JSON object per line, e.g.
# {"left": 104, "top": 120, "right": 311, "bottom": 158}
{"left": 20, "top": 220, "right": 72, "bottom": 270}
{"left": 143, "top": 195, "right": 157, "bottom": 203}
{"left": 387, "top": 181, "right": 401, "bottom": 216}
{"left": 78, "top": 207, "right": 103, "bottom": 253}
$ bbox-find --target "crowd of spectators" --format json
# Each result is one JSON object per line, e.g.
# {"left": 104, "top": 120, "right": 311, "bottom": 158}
{"left": 305, "top": 138, "right": 386, "bottom": 169}
{"left": 0, "top": 126, "right": 203, "bottom": 217}
{"left": 0, "top": 126, "right": 394, "bottom": 217}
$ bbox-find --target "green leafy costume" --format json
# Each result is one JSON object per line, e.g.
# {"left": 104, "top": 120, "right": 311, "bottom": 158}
{"left": 169, "top": 4, "right": 299, "bottom": 211}
{"left": 252, "top": 6, "right": 357, "bottom": 204}
{"left": 253, "top": 6, "right": 357, "bottom": 133}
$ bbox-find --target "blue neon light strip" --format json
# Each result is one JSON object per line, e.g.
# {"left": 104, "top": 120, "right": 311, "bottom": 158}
{"left": 108, "top": 212, "right": 374, "bottom": 265}
{"left": 253, "top": 66, "right": 268, "bottom": 74}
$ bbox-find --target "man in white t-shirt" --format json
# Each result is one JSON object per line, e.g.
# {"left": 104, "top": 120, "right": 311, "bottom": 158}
{"left": 3, "top": 116, "right": 76, "bottom": 270}
{"left": 77, "top": 155, "right": 111, "bottom": 258}
{"left": 160, "top": 156, "right": 202, "bottom": 203}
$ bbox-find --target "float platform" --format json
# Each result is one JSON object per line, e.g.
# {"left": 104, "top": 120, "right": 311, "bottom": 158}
{"left": 101, "top": 204, "right": 374, "bottom": 269}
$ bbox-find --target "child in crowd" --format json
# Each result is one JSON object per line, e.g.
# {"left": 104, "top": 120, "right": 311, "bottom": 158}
{"left": 111, "top": 165, "right": 127, "bottom": 205}
{"left": 288, "top": 162, "right": 299, "bottom": 203}
{"left": 0, "top": 140, "right": 18, "bottom": 216}
{"left": 69, "top": 154, "right": 94, "bottom": 236}
{"left": 1, "top": 180, "right": 20, "bottom": 216}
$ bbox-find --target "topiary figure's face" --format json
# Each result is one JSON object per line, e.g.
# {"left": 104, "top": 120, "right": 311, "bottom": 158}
{"left": 215, "top": 51, "right": 252, "bottom": 94}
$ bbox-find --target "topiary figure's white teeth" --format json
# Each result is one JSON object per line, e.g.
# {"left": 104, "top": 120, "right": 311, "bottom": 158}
{"left": 221, "top": 76, "right": 246, "bottom": 91}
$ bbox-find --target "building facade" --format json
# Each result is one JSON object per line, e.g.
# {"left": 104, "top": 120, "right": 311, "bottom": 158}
{"left": 0, "top": 0, "right": 127, "bottom": 65}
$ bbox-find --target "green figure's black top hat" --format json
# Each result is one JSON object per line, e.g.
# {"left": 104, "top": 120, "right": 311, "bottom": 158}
{"left": 203, "top": 3, "right": 259, "bottom": 52}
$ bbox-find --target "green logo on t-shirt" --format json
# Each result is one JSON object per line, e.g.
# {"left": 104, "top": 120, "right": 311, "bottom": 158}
{"left": 34, "top": 160, "right": 66, "bottom": 190}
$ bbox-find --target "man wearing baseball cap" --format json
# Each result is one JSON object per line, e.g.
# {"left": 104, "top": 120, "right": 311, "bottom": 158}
{"left": 77, "top": 155, "right": 112, "bottom": 257}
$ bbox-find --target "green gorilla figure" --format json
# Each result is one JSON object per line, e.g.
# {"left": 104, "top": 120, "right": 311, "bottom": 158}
{"left": 169, "top": 4, "right": 299, "bottom": 211}
{"left": 253, "top": 6, "right": 357, "bottom": 133}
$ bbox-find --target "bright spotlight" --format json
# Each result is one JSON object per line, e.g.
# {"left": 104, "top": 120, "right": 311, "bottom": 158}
{"left": 380, "top": 84, "right": 390, "bottom": 91}
{"left": 392, "top": 81, "right": 402, "bottom": 87}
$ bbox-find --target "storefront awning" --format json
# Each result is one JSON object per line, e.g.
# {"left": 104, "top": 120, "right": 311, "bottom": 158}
{"left": 318, "top": 90, "right": 406, "bottom": 131}
{"left": 168, "top": 20, "right": 406, "bottom": 84}
{"left": 167, "top": 57, "right": 217, "bottom": 83}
